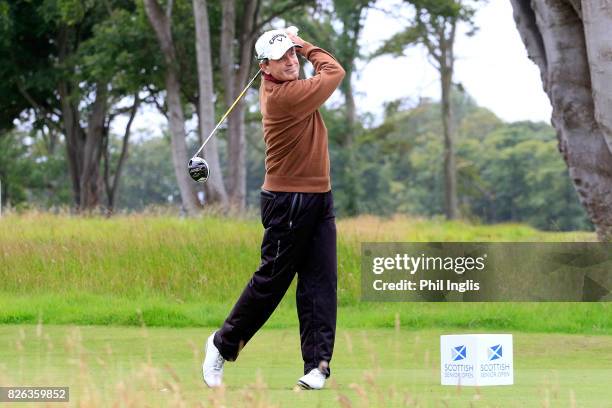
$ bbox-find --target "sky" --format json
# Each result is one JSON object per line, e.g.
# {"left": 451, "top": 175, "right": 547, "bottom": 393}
{"left": 116, "top": 0, "right": 553, "bottom": 138}
{"left": 356, "top": 0, "right": 552, "bottom": 124}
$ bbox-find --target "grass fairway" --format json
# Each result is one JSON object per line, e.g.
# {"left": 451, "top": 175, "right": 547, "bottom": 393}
{"left": 0, "top": 325, "right": 610, "bottom": 407}
{"left": 1, "top": 214, "right": 610, "bottom": 406}
{"left": 0, "top": 213, "right": 609, "bottom": 333}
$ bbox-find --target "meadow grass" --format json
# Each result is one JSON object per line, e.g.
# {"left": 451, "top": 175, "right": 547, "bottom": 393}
{"left": 0, "top": 294, "right": 609, "bottom": 334}
{"left": 1, "top": 213, "right": 610, "bottom": 407}
{"left": 0, "top": 213, "right": 608, "bottom": 333}
{"left": 0, "top": 324, "right": 610, "bottom": 407}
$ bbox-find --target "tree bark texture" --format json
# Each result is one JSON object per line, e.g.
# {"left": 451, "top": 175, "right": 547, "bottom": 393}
{"left": 220, "top": 0, "right": 258, "bottom": 211}
{"left": 193, "top": 0, "right": 229, "bottom": 207}
{"left": 342, "top": 77, "right": 359, "bottom": 216}
{"left": 144, "top": 0, "right": 200, "bottom": 215}
{"left": 58, "top": 78, "right": 83, "bottom": 208}
{"left": 57, "top": 26, "right": 107, "bottom": 212}
{"left": 441, "top": 62, "right": 458, "bottom": 220}
{"left": 433, "top": 15, "right": 458, "bottom": 221}
{"left": 80, "top": 82, "right": 108, "bottom": 210}
{"left": 337, "top": 4, "right": 365, "bottom": 217}
{"left": 511, "top": 0, "right": 612, "bottom": 241}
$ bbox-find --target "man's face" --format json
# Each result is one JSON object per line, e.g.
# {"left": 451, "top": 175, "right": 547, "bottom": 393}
{"left": 260, "top": 47, "right": 299, "bottom": 82}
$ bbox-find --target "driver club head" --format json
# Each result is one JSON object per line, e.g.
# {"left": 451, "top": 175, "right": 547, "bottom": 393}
{"left": 188, "top": 156, "right": 209, "bottom": 183}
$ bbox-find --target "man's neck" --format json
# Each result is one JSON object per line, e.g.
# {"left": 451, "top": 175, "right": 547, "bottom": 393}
{"left": 263, "top": 72, "right": 285, "bottom": 84}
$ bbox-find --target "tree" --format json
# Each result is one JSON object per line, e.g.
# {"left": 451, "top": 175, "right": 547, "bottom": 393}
{"left": 0, "top": 0, "right": 152, "bottom": 212}
{"left": 103, "top": 95, "right": 139, "bottom": 212}
{"left": 193, "top": 0, "right": 228, "bottom": 207}
{"left": 375, "top": 0, "right": 477, "bottom": 220}
{"left": 510, "top": 0, "right": 612, "bottom": 241}
{"left": 461, "top": 121, "right": 591, "bottom": 230}
{"left": 357, "top": 90, "right": 591, "bottom": 230}
{"left": 144, "top": 0, "right": 200, "bottom": 214}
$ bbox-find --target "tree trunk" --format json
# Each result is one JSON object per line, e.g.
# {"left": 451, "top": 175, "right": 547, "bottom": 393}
{"left": 80, "top": 82, "right": 108, "bottom": 211}
{"left": 58, "top": 79, "right": 107, "bottom": 212}
{"left": 104, "top": 94, "right": 139, "bottom": 213}
{"left": 226, "top": 0, "right": 258, "bottom": 211}
{"left": 193, "top": 0, "right": 229, "bottom": 207}
{"left": 58, "top": 81, "right": 108, "bottom": 213}
{"left": 511, "top": 0, "right": 612, "bottom": 241}
{"left": 440, "top": 20, "right": 458, "bottom": 220}
{"left": 57, "top": 26, "right": 83, "bottom": 209}
{"left": 227, "top": 105, "right": 247, "bottom": 210}
{"left": 341, "top": 74, "right": 359, "bottom": 216}
{"left": 144, "top": 0, "right": 200, "bottom": 215}
{"left": 441, "top": 65, "right": 457, "bottom": 220}
{"left": 220, "top": 0, "right": 235, "bottom": 108}
{"left": 58, "top": 79, "right": 83, "bottom": 208}
{"left": 57, "top": 26, "right": 112, "bottom": 212}
{"left": 219, "top": 0, "right": 237, "bottom": 204}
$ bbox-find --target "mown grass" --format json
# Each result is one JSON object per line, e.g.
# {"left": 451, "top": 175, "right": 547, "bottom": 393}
{"left": 0, "top": 325, "right": 610, "bottom": 407}
{"left": 1, "top": 213, "right": 608, "bottom": 334}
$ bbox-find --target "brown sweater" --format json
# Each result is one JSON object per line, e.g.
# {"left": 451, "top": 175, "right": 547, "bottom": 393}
{"left": 259, "top": 41, "right": 345, "bottom": 193}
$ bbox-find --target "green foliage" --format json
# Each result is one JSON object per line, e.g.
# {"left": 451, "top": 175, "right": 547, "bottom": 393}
{"left": 347, "top": 91, "right": 592, "bottom": 231}
{"left": 0, "top": 130, "right": 71, "bottom": 208}
{"left": 0, "top": 1, "right": 12, "bottom": 48}
{"left": 373, "top": 0, "right": 478, "bottom": 61}
{"left": 117, "top": 135, "right": 180, "bottom": 209}
{"left": 0, "top": 0, "right": 57, "bottom": 131}
{"left": 411, "top": 0, "right": 464, "bottom": 17}
{"left": 460, "top": 122, "right": 591, "bottom": 230}
{"left": 78, "top": 6, "right": 162, "bottom": 93}
{"left": 56, "top": 0, "right": 95, "bottom": 25}
{"left": 370, "top": 26, "right": 422, "bottom": 58}
{"left": 0, "top": 132, "right": 29, "bottom": 206}
{"left": 0, "top": 0, "right": 593, "bottom": 233}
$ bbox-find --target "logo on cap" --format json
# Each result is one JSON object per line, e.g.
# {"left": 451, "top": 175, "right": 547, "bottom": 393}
{"left": 269, "top": 33, "right": 286, "bottom": 44}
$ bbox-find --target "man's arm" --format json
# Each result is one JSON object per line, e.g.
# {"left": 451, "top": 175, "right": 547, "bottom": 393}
{"left": 280, "top": 35, "right": 345, "bottom": 119}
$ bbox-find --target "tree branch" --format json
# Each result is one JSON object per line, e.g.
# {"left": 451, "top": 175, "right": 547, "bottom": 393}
{"left": 144, "top": 85, "right": 168, "bottom": 118}
{"left": 15, "top": 80, "right": 63, "bottom": 134}
{"left": 110, "top": 93, "right": 139, "bottom": 210}
{"left": 252, "top": 0, "right": 307, "bottom": 34}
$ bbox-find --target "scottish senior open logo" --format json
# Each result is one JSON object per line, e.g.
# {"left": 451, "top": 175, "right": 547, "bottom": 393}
{"left": 488, "top": 344, "right": 502, "bottom": 360}
{"left": 451, "top": 345, "right": 466, "bottom": 361}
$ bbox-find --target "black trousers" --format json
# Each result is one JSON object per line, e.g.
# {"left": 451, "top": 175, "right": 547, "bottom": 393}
{"left": 214, "top": 190, "right": 337, "bottom": 377}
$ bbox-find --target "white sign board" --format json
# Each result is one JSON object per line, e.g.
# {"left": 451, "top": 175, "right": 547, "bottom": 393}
{"left": 440, "top": 334, "right": 513, "bottom": 386}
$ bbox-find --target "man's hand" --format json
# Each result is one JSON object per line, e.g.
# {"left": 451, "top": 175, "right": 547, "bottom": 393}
{"left": 286, "top": 31, "right": 305, "bottom": 50}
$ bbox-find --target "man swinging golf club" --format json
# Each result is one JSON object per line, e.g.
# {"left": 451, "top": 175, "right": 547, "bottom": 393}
{"left": 202, "top": 27, "right": 345, "bottom": 390}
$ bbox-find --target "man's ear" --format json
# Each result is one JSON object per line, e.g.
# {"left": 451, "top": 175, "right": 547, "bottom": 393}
{"left": 259, "top": 61, "right": 269, "bottom": 75}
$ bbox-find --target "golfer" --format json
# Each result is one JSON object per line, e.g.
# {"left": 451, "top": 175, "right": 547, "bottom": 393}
{"left": 202, "top": 28, "right": 345, "bottom": 390}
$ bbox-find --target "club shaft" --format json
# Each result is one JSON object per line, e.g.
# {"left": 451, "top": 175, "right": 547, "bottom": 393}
{"left": 193, "top": 69, "right": 262, "bottom": 158}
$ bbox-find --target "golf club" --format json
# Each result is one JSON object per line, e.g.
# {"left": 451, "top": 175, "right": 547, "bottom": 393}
{"left": 187, "top": 69, "right": 262, "bottom": 183}
{"left": 188, "top": 26, "right": 299, "bottom": 183}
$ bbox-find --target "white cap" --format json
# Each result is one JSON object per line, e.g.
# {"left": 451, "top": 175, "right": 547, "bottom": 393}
{"left": 255, "top": 28, "right": 302, "bottom": 61}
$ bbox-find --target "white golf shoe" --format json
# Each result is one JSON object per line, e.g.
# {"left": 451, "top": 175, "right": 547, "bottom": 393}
{"left": 202, "top": 332, "right": 225, "bottom": 388}
{"left": 297, "top": 368, "right": 326, "bottom": 390}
